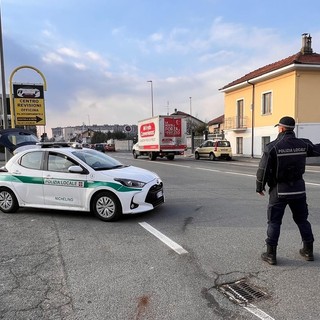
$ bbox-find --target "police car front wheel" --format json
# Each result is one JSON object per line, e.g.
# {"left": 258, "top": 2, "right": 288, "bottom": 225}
{"left": 91, "top": 191, "right": 122, "bottom": 222}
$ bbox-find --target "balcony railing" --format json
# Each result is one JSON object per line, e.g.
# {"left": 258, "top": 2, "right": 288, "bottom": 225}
{"left": 224, "top": 116, "right": 248, "bottom": 131}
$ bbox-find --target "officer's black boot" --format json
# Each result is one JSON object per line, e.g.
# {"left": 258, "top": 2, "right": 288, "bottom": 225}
{"left": 299, "top": 242, "right": 314, "bottom": 261}
{"left": 261, "top": 244, "right": 277, "bottom": 265}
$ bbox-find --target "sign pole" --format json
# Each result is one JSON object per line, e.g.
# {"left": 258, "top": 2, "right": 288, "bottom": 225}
{"left": 0, "top": 5, "right": 10, "bottom": 162}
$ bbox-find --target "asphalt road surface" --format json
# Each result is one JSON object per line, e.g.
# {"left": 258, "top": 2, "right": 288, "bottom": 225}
{"left": 1, "top": 153, "right": 320, "bottom": 320}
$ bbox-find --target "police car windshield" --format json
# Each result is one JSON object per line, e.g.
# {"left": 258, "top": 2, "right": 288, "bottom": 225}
{"left": 72, "top": 149, "right": 125, "bottom": 170}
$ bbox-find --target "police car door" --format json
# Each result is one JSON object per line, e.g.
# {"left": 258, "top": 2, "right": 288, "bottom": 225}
{"left": 43, "top": 151, "right": 87, "bottom": 208}
{"left": 11, "top": 150, "right": 45, "bottom": 206}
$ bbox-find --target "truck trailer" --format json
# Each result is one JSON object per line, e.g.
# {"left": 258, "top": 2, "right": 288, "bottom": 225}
{"left": 132, "top": 115, "right": 187, "bottom": 160}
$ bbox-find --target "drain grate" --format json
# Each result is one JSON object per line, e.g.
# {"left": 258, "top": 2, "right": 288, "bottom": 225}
{"left": 218, "top": 278, "right": 268, "bottom": 305}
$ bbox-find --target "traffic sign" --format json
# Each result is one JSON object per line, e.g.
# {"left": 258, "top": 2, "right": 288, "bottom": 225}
{"left": 13, "top": 84, "right": 46, "bottom": 126}
{"left": 16, "top": 116, "right": 43, "bottom": 124}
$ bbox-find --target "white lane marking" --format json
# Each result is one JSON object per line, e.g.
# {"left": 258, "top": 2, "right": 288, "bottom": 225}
{"left": 244, "top": 303, "right": 275, "bottom": 320}
{"left": 197, "top": 167, "right": 255, "bottom": 177}
{"left": 225, "top": 171, "right": 256, "bottom": 177}
{"left": 307, "top": 169, "right": 320, "bottom": 173}
{"left": 145, "top": 161, "right": 191, "bottom": 168}
{"left": 197, "top": 167, "right": 320, "bottom": 185}
{"left": 139, "top": 222, "right": 188, "bottom": 255}
{"left": 306, "top": 182, "right": 320, "bottom": 186}
{"left": 195, "top": 167, "right": 220, "bottom": 173}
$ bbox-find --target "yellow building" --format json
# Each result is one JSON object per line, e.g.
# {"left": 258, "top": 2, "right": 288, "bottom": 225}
{"left": 220, "top": 33, "right": 320, "bottom": 157}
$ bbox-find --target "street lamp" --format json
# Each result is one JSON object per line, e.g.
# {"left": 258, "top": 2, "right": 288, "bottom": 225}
{"left": 147, "top": 80, "right": 154, "bottom": 117}
{"left": 189, "top": 96, "right": 192, "bottom": 116}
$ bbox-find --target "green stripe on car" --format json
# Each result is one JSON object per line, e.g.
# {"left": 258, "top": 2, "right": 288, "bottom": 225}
{"left": 0, "top": 175, "right": 142, "bottom": 192}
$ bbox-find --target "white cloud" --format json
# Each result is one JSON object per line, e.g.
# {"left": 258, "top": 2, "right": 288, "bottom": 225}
{"left": 41, "top": 29, "right": 52, "bottom": 37}
{"left": 42, "top": 52, "right": 64, "bottom": 64}
{"left": 86, "top": 51, "right": 109, "bottom": 67}
{"left": 198, "top": 50, "right": 234, "bottom": 63}
{"left": 150, "top": 33, "right": 163, "bottom": 42}
{"left": 74, "top": 62, "right": 87, "bottom": 70}
{"left": 57, "top": 47, "right": 80, "bottom": 58}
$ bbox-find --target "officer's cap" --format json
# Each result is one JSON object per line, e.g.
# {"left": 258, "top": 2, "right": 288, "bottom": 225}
{"left": 275, "top": 116, "right": 295, "bottom": 129}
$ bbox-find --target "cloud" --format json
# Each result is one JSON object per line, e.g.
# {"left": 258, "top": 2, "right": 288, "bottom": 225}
{"left": 42, "top": 52, "right": 65, "bottom": 64}
{"left": 57, "top": 47, "right": 80, "bottom": 58}
{"left": 74, "top": 62, "right": 87, "bottom": 70}
{"left": 150, "top": 33, "right": 163, "bottom": 42}
{"left": 86, "top": 51, "right": 109, "bottom": 68}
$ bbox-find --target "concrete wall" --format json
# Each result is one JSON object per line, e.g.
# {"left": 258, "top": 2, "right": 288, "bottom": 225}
{"left": 114, "top": 140, "right": 134, "bottom": 151}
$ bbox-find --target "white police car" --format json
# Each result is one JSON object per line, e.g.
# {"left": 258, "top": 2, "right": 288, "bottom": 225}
{"left": 0, "top": 129, "right": 164, "bottom": 221}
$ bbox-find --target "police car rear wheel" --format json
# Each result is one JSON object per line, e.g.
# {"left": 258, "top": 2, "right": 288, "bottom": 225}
{"left": 0, "top": 188, "right": 19, "bottom": 213}
{"left": 92, "top": 191, "right": 122, "bottom": 221}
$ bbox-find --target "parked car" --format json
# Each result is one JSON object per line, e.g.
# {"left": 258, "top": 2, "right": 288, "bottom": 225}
{"left": 105, "top": 143, "right": 115, "bottom": 152}
{"left": 0, "top": 129, "right": 164, "bottom": 222}
{"left": 195, "top": 139, "right": 232, "bottom": 161}
{"left": 95, "top": 143, "right": 106, "bottom": 152}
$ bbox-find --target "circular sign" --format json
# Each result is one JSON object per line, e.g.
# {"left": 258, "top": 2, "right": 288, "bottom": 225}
{"left": 124, "top": 125, "right": 132, "bottom": 132}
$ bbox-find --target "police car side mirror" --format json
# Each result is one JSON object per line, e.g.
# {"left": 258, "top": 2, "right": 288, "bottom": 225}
{"left": 68, "top": 165, "right": 86, "bottom": 174}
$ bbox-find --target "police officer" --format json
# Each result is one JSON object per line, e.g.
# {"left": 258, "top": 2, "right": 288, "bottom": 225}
{"left": 256, "top": 116, "right": 320, "bottom": 265}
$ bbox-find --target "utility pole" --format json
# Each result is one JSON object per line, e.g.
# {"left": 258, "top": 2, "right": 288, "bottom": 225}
{"left": 0, "top": 5, "right": 8, "bottom": 130}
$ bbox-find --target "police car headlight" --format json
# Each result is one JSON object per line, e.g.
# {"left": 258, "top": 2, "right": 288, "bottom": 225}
{"left": 114, "top": 178, "right": 146, "bottom": 188}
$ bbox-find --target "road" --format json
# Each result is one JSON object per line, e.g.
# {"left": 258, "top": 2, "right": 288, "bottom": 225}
{"left": 1, "top": 153, "right": 320, "bottom": 320}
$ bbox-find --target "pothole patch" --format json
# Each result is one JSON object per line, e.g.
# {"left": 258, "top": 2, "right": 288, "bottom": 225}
{"left": 217, "top": 278, "right": 269, "bottom": 305}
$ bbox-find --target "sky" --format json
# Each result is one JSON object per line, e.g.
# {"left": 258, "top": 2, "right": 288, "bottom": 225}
{"left": 1, "top": 0, "right": 320, "bottom": 137}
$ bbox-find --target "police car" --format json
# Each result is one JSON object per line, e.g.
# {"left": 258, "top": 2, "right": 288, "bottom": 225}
{"left": 0, "top": 129, "right": 164, "bottom": 221}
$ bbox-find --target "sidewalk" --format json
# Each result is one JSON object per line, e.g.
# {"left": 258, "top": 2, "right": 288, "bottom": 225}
{"left": 185, "top": 149, "right": 320, "bottom": 166}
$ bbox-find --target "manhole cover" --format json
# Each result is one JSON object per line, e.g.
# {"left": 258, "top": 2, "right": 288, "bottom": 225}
{"left": 217, "top": 278, "right": 268, "bottom": 305}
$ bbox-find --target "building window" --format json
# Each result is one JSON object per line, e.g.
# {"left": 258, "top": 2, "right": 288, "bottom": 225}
{"left": 236, "top": 99, "right": 244, "bottom": 128}
{"left": 261, "top": 136, "right": 270, "bottom": 153}
{"left": 262, "top": 92, "right": 272, "bottom": 115}
{"left": 236, "top": 137, "right": 243, "bottom": 154}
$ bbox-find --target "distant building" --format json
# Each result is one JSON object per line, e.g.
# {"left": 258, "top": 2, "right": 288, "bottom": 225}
{"left": 207, "top": 115, "right": 224, "bottom": 135}
{"left": 51, "top": 124, "right": 138, "bottom": 142}
{"left": 170, "top": 109, "right": 205, "bottom": 134}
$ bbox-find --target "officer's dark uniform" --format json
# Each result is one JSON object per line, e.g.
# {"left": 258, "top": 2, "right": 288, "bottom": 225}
{"left": 256, "top": 116, "right": 320, "bottom": 265}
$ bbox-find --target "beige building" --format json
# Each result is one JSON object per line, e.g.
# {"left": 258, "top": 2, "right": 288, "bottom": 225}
{"left": 220, "top": 33, "right": 320, "bottom": 157}
{"left": 207, "top": 115, "right": 224, "bottom": 134}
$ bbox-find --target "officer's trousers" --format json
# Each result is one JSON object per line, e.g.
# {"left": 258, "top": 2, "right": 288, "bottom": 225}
{"left": 266, "top": 188, "right": 314, "bottom": 246}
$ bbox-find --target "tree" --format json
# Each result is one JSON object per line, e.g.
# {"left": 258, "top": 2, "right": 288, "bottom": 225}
{"left": 193, "top": 123, "right": 208, "bottom": 135}
{"left": 91, "top": 131, "right": 107, "bottom": 144}
{"left": 113, "top": 131, "right": 127, "bottom": 140}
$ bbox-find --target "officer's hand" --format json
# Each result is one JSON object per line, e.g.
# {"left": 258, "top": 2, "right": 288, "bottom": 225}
{"left": 257, "top": 191, "right": 265, "bottom": 196}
